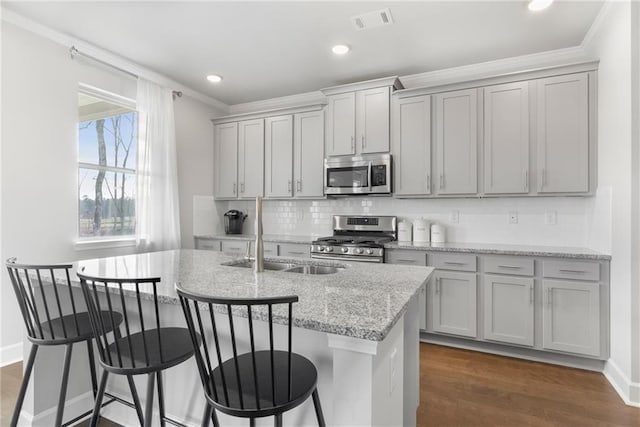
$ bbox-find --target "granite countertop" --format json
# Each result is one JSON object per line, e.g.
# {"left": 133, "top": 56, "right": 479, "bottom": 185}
{"left": 76, "top": 249, "right": 433, "bottom": 341}
{"left": 384, "top": 242, "right": 611, "bottom": 260}
{"left": 194, "top": 234, "right": 319, "bottom": 245}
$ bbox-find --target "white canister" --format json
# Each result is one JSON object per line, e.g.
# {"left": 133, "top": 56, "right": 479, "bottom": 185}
{"left": 397, "top": 220, "right": 413, "bottom": 242}
{"left": 430, "top": 223, "right": 446, "bottom": 243}
{"left": 413, "top": 218, "right": 431, "bottom": 243}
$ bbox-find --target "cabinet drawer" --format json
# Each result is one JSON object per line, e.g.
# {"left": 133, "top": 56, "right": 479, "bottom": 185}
{"left": 430, "top": 253, "right": 477, "bottom": 272}
{"left": 221, "top": 240, "right": 250, "bottom": 255}
{"left": 385, "top": 250, "right": 428, "bottom": 266}
{"left": 263, "top": 242, "right": 278, "bottom": 256}
{"left": 279, "top": 243, "right": 309, "bottom": 258}
{"left": 195, "top": 239, "right": 221, "bottom": 251}
{"left": 543, "top": 260, "right": 600, "bottom": 281}
{"left": 484, "top": 256, "right": 533, "bottom": 276}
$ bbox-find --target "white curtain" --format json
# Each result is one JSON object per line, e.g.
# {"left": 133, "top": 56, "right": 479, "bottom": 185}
{"left": 136, "top": 78, "right": 181, "bottom": 251}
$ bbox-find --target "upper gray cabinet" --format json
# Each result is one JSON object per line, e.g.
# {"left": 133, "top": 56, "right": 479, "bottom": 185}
{"left": 214, "top": 122, "right": 239, "bottom": 199}
{"left": 434, "top": 88, "right": 478, "bottom": 195}
{"left": 238, "top": 119, "right": 264, "bottom": 199}
{"left": 483, "top": 82, "right": 530, "bottom": 194}
{"left": 322, "top": 76, "right": 402, "bottom": 157}
{"left": 265, "top": 115, "right": 294, "bottom": 198}
{"left": 536, "top": 73, "right": 590, "bottom": 194}
{"left": 293, "top": 110, "right": 325, "bottom": 198}
{"left": 392, "top": 95, "right": 432, "bottom": 196}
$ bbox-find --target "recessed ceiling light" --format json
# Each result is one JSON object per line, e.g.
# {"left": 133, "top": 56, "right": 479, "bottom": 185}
{"left": 528, "top": 0, "right": 553, "bottom": 12}
{"left": 206, "top": 74, "right": 223, "bottom": 83}
{"left": 332, "top": 44, "right": 350, "bottom": 55}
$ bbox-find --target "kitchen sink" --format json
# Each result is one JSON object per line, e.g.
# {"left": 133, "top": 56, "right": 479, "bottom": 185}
{"left": 223, "top": 260, "right": 298, "bottom": 271}
{"left": 283, "top": 265, "right": 342, "bottom": 275}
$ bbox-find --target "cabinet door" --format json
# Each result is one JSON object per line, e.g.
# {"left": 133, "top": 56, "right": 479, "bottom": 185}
{"left": 393, "top": 95, "right": 431, "bottom": 196}
{"left": 293, "top": 111, "right": 324, "bottom": 198}
{"left": 194, "top": 238, "right": 221, "bottom": 251}
{"left": 221, "top": 240, "right": 250, "bottom": 255}
{"left": 238, "top": 119, "right": 264, "bottom": 199}
{"left": 542, "top": 280, "right": 600, "bottom": 357}
{"left": 536, "top": 73, "right": 589, "bottom": 193}
{"left": 264, "top": 115, "right": 294, "bottom": 198}
{"left": 356, "top": 87, "right": 390, "bottom": 154}
{"left": 214, "top": 122, "right": 238, "bottom": 199}
{"left": 432, "top": 270, "right": 477, "bottom": 337}
{"left": 326, "top": 92, "right": 356, "bottom": 156}
{"left": 483, "top": 275, "right": 534, "bottom": 346}
{"left": 484, "top": 82, "right": 529, "bottom": 194}
{"left": 435, "top": 89, "right": 478, "bottom": 194}
{"left": 278, "top": 243, "right": 309, "bottom": 258}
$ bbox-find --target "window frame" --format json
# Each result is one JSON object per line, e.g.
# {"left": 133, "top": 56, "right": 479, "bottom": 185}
{"left": 76, "top": 83, "right": 138, "bottom": 247}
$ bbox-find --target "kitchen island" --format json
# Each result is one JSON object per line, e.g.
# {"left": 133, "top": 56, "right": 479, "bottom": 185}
{"left": 75, "top": 249, "right": 433, "bottom": 426}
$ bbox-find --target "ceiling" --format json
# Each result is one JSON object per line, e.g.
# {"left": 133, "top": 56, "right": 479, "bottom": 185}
{"left": 4, "top": 1, "right": 604, "bottom": 106}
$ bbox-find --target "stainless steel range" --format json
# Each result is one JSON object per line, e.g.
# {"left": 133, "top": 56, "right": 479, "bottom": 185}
{"left": 311, "top": 215, "right": 397, "bottom": 263}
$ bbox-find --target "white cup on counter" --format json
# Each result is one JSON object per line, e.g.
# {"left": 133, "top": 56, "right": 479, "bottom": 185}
{"left": 398, "top": 220, "right": 413, "bottom": 242}
{"left": 413, "top": 218, "right": 431, "bottom": 243}
{"left": 430, "top": 223, "right": 446, "bottom": 243}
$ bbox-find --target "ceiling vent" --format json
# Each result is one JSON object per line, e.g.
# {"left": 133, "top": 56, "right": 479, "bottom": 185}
{"left": 350, "top": 8, "right": 394, "bottom": 31}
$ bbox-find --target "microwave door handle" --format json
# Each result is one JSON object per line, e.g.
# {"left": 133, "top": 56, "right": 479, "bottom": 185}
{"left": 367, "top": 162, "right": 372, "bottom": 192}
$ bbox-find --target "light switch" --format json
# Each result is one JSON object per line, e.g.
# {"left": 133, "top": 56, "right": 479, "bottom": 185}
{"left": 509, "top": 211, "right": 518, "bottom": 224}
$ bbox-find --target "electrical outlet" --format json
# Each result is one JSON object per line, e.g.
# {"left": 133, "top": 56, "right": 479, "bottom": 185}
{"left": 509, "top": 211, "right": 518, "bottom": 224}
{"left": 450, "top": 210, "right": 459, "bottom": 223}
{"left": 545, "top": 210, "right": 557, "bottom": 225}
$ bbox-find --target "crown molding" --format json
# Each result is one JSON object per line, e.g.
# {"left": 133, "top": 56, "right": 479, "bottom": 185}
{"left": 321, "top": 75, "right": 403, "bottom": 96}
{"left": 1, "top": 7, "right": 230, "bottom": 113}
{"left": 229, "top": 90, "right": 326, "bottom": 115}
{"left": 212, "top": 103, "right": 326, "bottom": 124}
{"left": 581, "top": 1, "right": 614, "bottom": 52}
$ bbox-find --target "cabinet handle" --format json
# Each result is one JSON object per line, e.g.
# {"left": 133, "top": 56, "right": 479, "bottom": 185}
{"left": 524, "top": 169, "right": 529, "bottom": 192}
{"left": 426, "top": 175, "right": 430, "bottom": 193}
{"left": 435, "top": 278, "right": 441, "bottom": 294}
{"left": 241, "top": 182, "right": 245, "bottom": 193}
{"left": 351, "top": 136, "right": 355, "bottom": 152}
{"left": 233, "top": 182, "right": 237, "bottom": 194}
{"left": 396, "top": 259, "right": 417, "bottom": 264}
{"left": 497, "top": 265, "right": 521, "bottom": 269}
{"left": 287, "top": 251, "right": 305, "bottom": 255}
{"left": 361, "top": 134, "right": 365, "bottom": 149}
{"left": 547, "top": 288, "right": 553, "bottom": 307}
{"left": 444, "top": 261, "right": 466, "bottom": 265}
{"left": 440, "top": 173, "right": 444, "bottom": 190}
{"left": 529, "top": 285, "right": 534, "bottom": 304}
{"left": 559, "top": 269, "right": 587, "bottom": 274}
{"left": 296, "top": 180, "right": 302, "bottom": 192}
{"left": 288, "top": 180, "right": 292, "bottom": 192}
{"left": 540, "top": 168, "right": 547, "bottom": 189}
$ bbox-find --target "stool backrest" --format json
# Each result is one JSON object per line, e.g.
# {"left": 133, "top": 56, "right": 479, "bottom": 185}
{"left": 77, "top": 270, "right": 164, "bottom": 371}
{"left": 5, "top": 258, "right": 81, "bottom": 344}
{"left": 177, "top": 288, "right": 298, "bottom": 410}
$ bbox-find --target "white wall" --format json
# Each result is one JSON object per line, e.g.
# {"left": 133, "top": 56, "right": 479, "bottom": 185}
{"left": 583, "top": 1, "right": 640, "bottom": 406}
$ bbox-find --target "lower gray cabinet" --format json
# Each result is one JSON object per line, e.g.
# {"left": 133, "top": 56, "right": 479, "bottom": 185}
{"left": 194, "top": 238, "right": 221, "bottom": 251}
{"left": 542, "top": 279, "right": 600, "bottom": 357}
{"left": 278, "top": 243, "right": 310, "bottom": 258}
{"left": 432, "top": 270, "right": 477, "bottom": 338}
{"left": 483, "top": 275, "right": 534, "bottom": 346}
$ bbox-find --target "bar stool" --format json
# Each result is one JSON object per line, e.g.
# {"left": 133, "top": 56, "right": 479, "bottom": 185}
{"left": 5, "top": 258, "right": 129, "bottom": 427}
{"left": 77, "top": 271, "right": 199, "bottom": 427}
{"left": 177, "top": 288, "right": 326, "bottom": 427}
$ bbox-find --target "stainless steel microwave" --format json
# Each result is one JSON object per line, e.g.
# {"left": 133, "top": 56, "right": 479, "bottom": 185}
{"left": 324, "top": 154, "right": 392, "bottom": 195}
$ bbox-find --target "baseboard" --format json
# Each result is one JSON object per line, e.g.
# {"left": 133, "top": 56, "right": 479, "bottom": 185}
{"left": 18, "top": 391, "right": 95, "bottom": 426}
{"left": 0, "top": 342, "right": 23, "bottom": 367}
{"left": 603, "top": 359, "right": 640, "bottom": 408}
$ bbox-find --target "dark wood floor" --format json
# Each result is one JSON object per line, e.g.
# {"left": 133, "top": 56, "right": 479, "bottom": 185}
{"left": 2, "top": 343, "right": 639, "bottom": 426}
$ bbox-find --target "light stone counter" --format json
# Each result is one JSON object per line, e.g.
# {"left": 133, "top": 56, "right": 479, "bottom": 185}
{"left": 194, "top": 234, "right": 320, "bottom": 245}
{"left": 77, "top": 249, "right": 433, "bottom": 341}
{"left": 385, "top": 241, "right": 611, "bottom": 260}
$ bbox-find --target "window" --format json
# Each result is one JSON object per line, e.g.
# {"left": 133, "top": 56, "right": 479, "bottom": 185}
{"left": 78, "top": 88, "right": 137, "bottom": 239}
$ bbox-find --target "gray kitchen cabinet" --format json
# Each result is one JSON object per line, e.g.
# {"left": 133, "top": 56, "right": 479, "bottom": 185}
{"left": 431, "top": 270, "right": 477, "bottom": 338}
{"left": 278, "top": 243, "right": 310, "bottom": 258}
{"left": 221, "top": 240, "right": 250, "bottom": 255}
{"left": 392, "top": 95, "right": 432, "bottom": 196}
{"left": 483, "top": 82, "right": 530, "bottom": 194}
{"left": 385, "top": 249, "right": 428, "bottom": 266}
{"left": 265, "top": 115, "right": 294, "bottom": 198}
{"left": 293, "top": 110, "right": 325, "bottom": 198}
{"left": 214, "top": 122, "right": 238, "bottom": 199}
{"left": 536, "top": 72, "right": 590, "bottom": 193}
{"left": 542, "top": 279, "right": 600, "bottom": 357}
{"left": 325, "top": 92, "right": 356, "bottom": 156}
{"left": 237, "top": 119, "right": 264, "bottom": 199}
{"left": 434, "top": 88, "right": 478, "bottom": 195}
{"left": 483, "top": 275, "right": 534, "bottom": 346}
{"left": 194, "top": 237, "right": 221, "bottom": 251}
{"left": 356, "top": 86, "right": 391, "bottom": 154}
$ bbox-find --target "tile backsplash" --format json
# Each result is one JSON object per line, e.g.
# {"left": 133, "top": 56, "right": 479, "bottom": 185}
{"left": 209, "top": 196, "right": 597, "bottom": 248}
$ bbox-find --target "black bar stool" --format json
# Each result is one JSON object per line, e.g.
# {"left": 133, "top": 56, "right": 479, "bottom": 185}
{"left": 5, "top": 258, "right": 129, "bottom": 427}
{"left": 77, "top": 271, "right": 199, "bottom": 427}
{"left": 177, "top": 288, "right": 326, "bottom": 427}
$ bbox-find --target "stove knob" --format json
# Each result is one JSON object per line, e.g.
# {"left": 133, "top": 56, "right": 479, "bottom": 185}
{"left": 366, "top": 249, "right": 374, "bottom": 255}
{"left": 356, "top": 248, "right": 364, "bottom": 254}
{"left": 341, "top": 247, "right": 349, "bottom": 253}
{"left": 326, "top": 246, "right": 333, "bottom": 252}
{"left": 319, "top": 246, "right": 325, "bottom": 252}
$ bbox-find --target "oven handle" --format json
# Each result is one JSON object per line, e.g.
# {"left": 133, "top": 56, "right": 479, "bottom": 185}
{"left": 367, "top": 161, "right": 372, "bottom": 192}
{"left": 311, "top": 254, "right": 383, "bottom": 263}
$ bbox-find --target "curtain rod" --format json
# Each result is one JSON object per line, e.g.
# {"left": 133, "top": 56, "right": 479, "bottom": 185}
{"left": 69, "top": 46, "right": 183, "bottom": 99}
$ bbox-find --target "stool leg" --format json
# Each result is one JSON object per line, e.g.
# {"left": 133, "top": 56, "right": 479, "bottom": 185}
{"left": 10, "top": 344, "right": 38, "bottom": 427}
{"left": 274, "top": 414, "right": 283, "bottom": 427}
{"left": 250, "top": 418, "right": 256, "bottom": 427}
{"left": 86, "top": 340, "right": 98, "bottom": 398}
{"left": 90, "top": 370, "right": 109, "bottom": 427}
{"left": 156, "top": 371, "right": 166, "bottom": 427}
{"left": 312, "top": 389, "right": 326, "bottom": 427}
{"left": 127, "top": 375, "right": 144, "bottom": 425}
{"left": 211, "top": 406, "right": 220, "bottom": 427}
{"left": 144, "top": 372, "right": 156, "bottom": 427}
{"left": 201, "top": 402, "right": 213, "bottom": 427}
{"left": 54, "top": 344, "right": 73, "bottom": 427}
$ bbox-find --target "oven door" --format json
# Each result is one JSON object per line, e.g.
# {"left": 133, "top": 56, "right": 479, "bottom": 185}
{"left": 324, "top": 159, "right": 371, "bottom": 195}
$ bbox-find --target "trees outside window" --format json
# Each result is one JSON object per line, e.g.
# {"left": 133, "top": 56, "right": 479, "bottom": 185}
{"left": 78, "top": 91, "right": 137, "bottom": 238}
